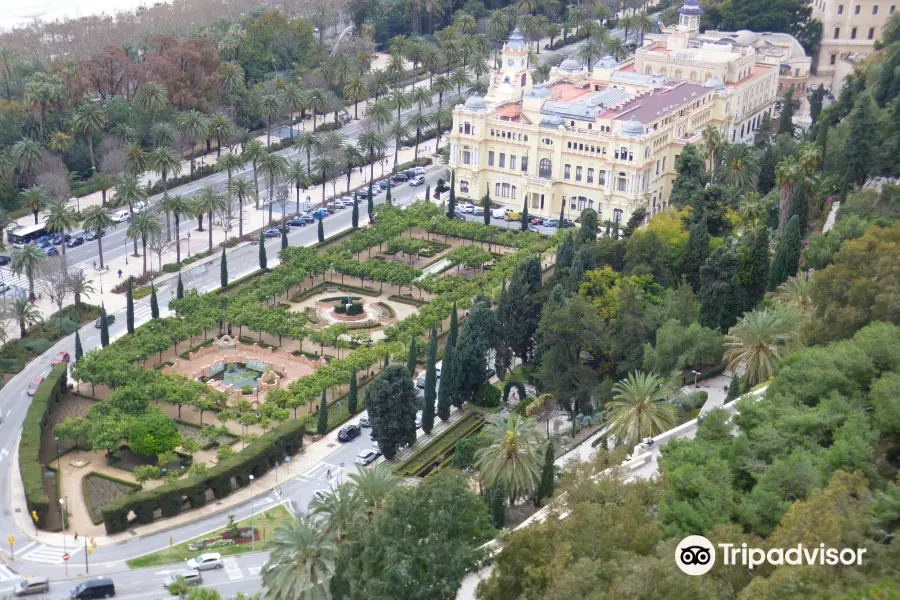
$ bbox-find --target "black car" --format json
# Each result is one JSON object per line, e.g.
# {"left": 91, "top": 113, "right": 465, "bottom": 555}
{"left": 264, "top": 228, "right": 281, "bottom": 238}
{"left": 95, "top": 314, "right": 116, "bottom": 328}
{"left": 391, "top": 173, "right": 409, "bottom": 183}
{"left": 286, "top": 217, "right": 308, "bottom": 227}
{"left": 85, "top": 229, "right": 105, "bottom": 241}
{"left": 337, "top": 424, "right": 361, "bottom": 442}
{"left": 0, "top": 255, "right": 10, "bottom": 266}
{"left": 70, "top": 577, "right": 115, "bottom": 600}
{"left": 66, "top": 236, "right": 85, "bottom": 248}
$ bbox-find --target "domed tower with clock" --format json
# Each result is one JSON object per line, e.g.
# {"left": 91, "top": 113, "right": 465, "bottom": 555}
{"left": 485, "top": 28, "right": 531, "bottom": 104}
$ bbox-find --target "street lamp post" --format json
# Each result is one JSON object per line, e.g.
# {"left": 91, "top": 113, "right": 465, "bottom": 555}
{"left": 59, "top": 497, "right": 68, "bottom": 576}
{"left": 284, "top": 455, "right": 291, "bottom": 477}
{"left": 248, "top": 474, "right": 255, "bottom": 552}
{"left": 275, "top": 462, "right": 280, "bottom": 485}
{"left": 187, "top": 232, "right": 191, "bottom": 258}
{"left": 692, "top": 370, "right": 702, "bottom": 387}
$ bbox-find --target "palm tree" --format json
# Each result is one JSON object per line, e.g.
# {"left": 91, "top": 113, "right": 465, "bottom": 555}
{"left": 44, "top": 199, "right": 80, "bottom": 260}
{"left": 258, "top": 152, "right": 290, "bottom": 225}
{"left": 308, "top": 483, "right": 360, "bottom": 539}
{"left": 11, "top": 138, "right": 43, "bottom": 186}
{"left": 341, "top": 143, "right": 363, "bottom": 194}
{"left": 388, "top": 88, "right": 412, "bottom": 124}
{"left": 207, "top": 113, "right": 234, "bottom": 157}
{"left": 366, "top": 99, "right": 393, "bottom": 131}
{"left": 111, "top": 123, "right": 137, "bottom": 144}
{"left": 313, "top": 155, "right": 337, "bottom": 206}
{"left": 11, "top": 297, "right": 41, "bottom": 338}
{"left": 738, "top": 193, "right": 768, "bottom": 227}
{"left": 150, "top": 122, "right": 176, "bottom": 149}
{"left": 20, "top": 186, "right": 48, "bottom": 224}
{"left": 347, "top": 463, "right": 399, "bottom": 516}
{"left": 218, "top": 61, "right": 245, "bottom": 119}
{"left": 295, "top": 132, "right": 320, "bottom": 173}
{"left": 701, "top": 124, "right": 725, "bottom": 177}
{"left": 47, "top": 131, "right": 73, "bottom": 155}
{"left": 408, "top": 111, "right": 430, "bottom": 160}
{"left": 358, "top": 129, "right": 387, "bottom": 184}
{"left": 259, "top": 94, "right": 281, "bottom": 147}
{"left": 11, "top": 244, "right": 46, "bottom": 298}
{"left": 724, "top": 308, "right": 801, "bottom": 387}
{"left": 135, "top": 81, "right": 168, "bottom": 123}
{"left": 279, "top": 83, "right": 305, "bottom": 139}
{"left": 421, "top": 46, "right": 442, "bottom": 87}
{"left": 93, "top": 172, "right": 113, "bottom": 206}
{"left": 227, "top": 178, "right": 252, "bottom": 238}
{"left": 307, "top": 89, "right": 327, "bottom": 130}
{"left": 450, "top": 68, "right": 472, "bottom": 96}
{"left": 389, "top": 120, "right": 408, "bottom": 168}
{"left": 262, "top": 514, "right": 337, "bottom": 600}
{"left": 193, "top": 186, "right": 226, "bottom": 252}
{"left": 717, "top": 144, "right": 761, "bottom": 191}
{"left": 287, "top": 161, "right": 311, "bottom": 215}
{"left": 147, "top": 146, "right": 182, "bottom": 240}
{"left": 775, "top": 156, "right": 805, "bottom": 231}
{"left": 633, "top": 11, "right": 653, "bottom": 45}
{"left": 431, "top": 75, "right": 453, "bottom": 108}
{"left": 432, "top": 107, "right": 452, "bottom": 156}
{"left": 176, "top": 110, "right": 207, "bottom": 174}
{"left": 81, "top": 205, "right": 116, "bottom": 268}
{"left": 127, "top": 211, "right": 162, "bottom": 275}
{"left": 476, "top": 413, "right": 542, "bottom": 504}
{"left": 160, "top": 195, "right": 193, "bottom": 264}
{"left": 605, "top": 371, "right": 677, "bottom": 449}
{"left": 242, "top": 139, "right": 266, "bottom": 203}
{"left": 773, "top": 273, "right": 814, "bottom": 318}
{"left": 114, "top": 174, "right": 148, "bottom": 255}
{"left": 123, "top": 143, "right": 146, "bottom": 175}
{"left": 68, "top": 270, "right": 95, "bottom": 306}
{"left": 71, "top": 103, "right": 107, "bottom": 174}
{"left": 343, "top": 76, "right": 368, "bottom": 120}
{"left": 605, "top": 37, "right": 627, "bottom": 61}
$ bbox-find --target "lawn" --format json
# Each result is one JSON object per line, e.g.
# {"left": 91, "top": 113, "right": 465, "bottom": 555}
{"left": 394, "top": 412, "right": 486, "bottom": 478}
{"left": 125, "top": 504, "right": 293, "bottom": 569}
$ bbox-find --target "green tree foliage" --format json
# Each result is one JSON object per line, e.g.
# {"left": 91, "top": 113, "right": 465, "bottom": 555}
{"left": 535, "top": 441, "right": 555, "bottom": 506}
{"left": 622, "top": 206, "right": 647, "bottom": 239}
{"left": 487, "top": 483, "right": 507, "bottom": 529}
{"left": 317, "top": 216, "right": 325, "bottom": 243}
{"left": 844, "top": 92, "right": 878, "bottom": 186}
{"left": 578, "top": 208, "right": 598, "bottom": 245}
{"left": 100, "top": 304, "right": 110, "bottom": 347}
{"left": 348, "top": 369, "right": 358, "bottom": 414}
{"left": 482, "top": 192, "right": 491, "bottom": 225}
{"left": 259, "top": 232, "right": 267, "bottom": 269}
{"left": 74, "top": 329, "right": 83, "bottom": 362}
{"left": 352, "top": 196, "right": 359, "bottom": 228}
{"left": 437, "top": 304, "right": 458, "bottom": 421}
{"left": 239, "top": 10, "right": 317, "bottom": 82}
{"left": 220, "top": 247, "right": 228, "bottom": 288}
{"left": 365, "top": 365, "right": 417, "bottom": 459}
{"left": 668, "top": 144, "right": 709, "bottom": 209}
{"left": 779, "top": 85, "right": 795, "bottom": 134}
{"left": 317, "top": 388, "right": 328, "bottom": 435}
{"left": 451, "top": 296, "right": 497, "bottom": 407}
{"left": 422, "top": 326, "right": 437, "bottom": 434}
{"left": 127, "top": 406, "right": 181, "bottom": 457}
{"left": 740, "top": 225, "right": 770, "bottom": 311}
{"left": 150, "top": 283, "right": 159, "bottom": 319}
{"left": 699, "top": 246, "right": 742, "bottom": 331}
{"left": 769, "top": 215, "right": 802, "bottom": 291}
{"left": 681, "top": 215, "right": 710, "bottom": 291}
{"left": 126, "top": 278, "right": 135, "bottom": 335}
{"left": 642, "top": 320, "right": 724, "bottom": 375}
{"left": 447, "top": 170, "right": 456, "bottom": 218}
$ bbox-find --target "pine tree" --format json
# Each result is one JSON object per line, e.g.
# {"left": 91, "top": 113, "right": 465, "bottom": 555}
{"left": 74, "top": 328, "right": 83, "bottom": 362}
{"left": 258, "top": 232, "right": 267, "bottom": 270}
{"left": 810, "top": 86, "right": 825, "bottom": 123}
{"left": 769, "top": 215, "right": 802, "bottom": 290}
{"left": 176, "top": 273, "right": 184, "bottom": 299}
{"left": 352, "top": 195, "right": 359, "bottom": 228}
{"left": 281, "top": 225, "right": 288, "bottom": 250}
{"left": 317, "top": 388, "right": 328, "bottom": 434}
{"left": 536, "top": 441, "right": 555, "bottom": 506}
{"left": 150, "top": 283, "right": 159, "bottom": 318}
{"left": 447, "top": 171, "right": 456, "bottom": 217}
{"left": 317, "top": 216, "right": 325, "bottom": 243}
{"left": 487, "top": 483, "right": 507, "bottom": 529}
{"left": 699, "top": 246, "right": 742, "bottom": 331}
{"left": 386, "top": 180, "right": 392, "bottom": 205}
{"left": 126, "top": 277, "right": 134, "bottom": 335}
{"left": 367, "top": 183, "right": 374, "bottom": 224}
{"left": 622, "top": 207, "right": 647, "bottom": 239}
{"left": 682, "top": 215, "right": 710, "bottom": 291}
{"left": 521, "top": 198, "right": 529, "bottom": 231}
{"left": 100, "top": 304, "right": 110, "bottom": 348}
{"left": 220, "top": 247, "right": 228, "bottom": 287}
{"left": 348, "top": 369, "right": 358, "bottom": 413}
{"left": 422, "top": 326, "right": 437, "bottom": 434}
{"left": 758, "top": 146, "right": 778, "bottom": 194}
{"left": 483, "top": 192, "right": 491, "bottom": 225}
{"left": 406, "top": 333, "right": 417, "bottom": 376}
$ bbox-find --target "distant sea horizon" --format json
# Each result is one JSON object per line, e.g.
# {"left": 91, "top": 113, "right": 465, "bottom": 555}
{"left": 0, "top": 0, "right": 172, "bottom": 31}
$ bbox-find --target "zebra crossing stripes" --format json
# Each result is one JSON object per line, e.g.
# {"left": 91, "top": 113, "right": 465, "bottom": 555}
{"left": 223, "top": 557, "right": 243, "bottom": 581}
{"left": 302, "top": 462, "right": 341, "bottom": 480}
{"left": 20, "top": 543, "right": 80, "bottom": 564}
{"left": 0, "top": 563, "right": 18, "bottom": 582}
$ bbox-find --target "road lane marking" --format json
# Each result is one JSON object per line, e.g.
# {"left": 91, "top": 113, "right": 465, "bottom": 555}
{"left": 0, "top": 448, "right": 8, "bottom": 463}
{"left": 223, "top": 557, "right": 243, "bottom": 581}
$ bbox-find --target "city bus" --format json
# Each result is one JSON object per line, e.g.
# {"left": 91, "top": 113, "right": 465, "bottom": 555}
{"left": 7, "top": 223, "right": 49, "bottom": 248}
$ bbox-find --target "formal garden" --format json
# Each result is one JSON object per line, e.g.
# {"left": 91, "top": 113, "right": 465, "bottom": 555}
{"left": 20, "top": 200, "right": 556, "bottom": 535}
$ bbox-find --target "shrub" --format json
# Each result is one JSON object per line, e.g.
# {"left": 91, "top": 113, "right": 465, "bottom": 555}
{"left": 19, "top": 363, "right": 67, "bottom": 529}
{"left": 101, "top": 419, "right": 305, "bottom": 534}
{"left": 22, "top": 338, "right": 52, "bottom": 354}
{"left": 471, "top": 383, "right": 502, "bottom": 408}
{"left": 334, "top": 301, "right": 364, "bottom": 315}
{"left": 241, "top": 385, "right": 253, "bottom": 395}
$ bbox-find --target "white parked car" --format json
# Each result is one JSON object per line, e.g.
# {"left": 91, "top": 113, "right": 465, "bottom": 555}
{"left": 356, "top": 448, "right": 378, "bottom": 466}
{"left": 163, "top": 570, "right": 202, "bottom": 589}
{"left": 412, "top": 166, "right": 427, "bottom": 176}
{"left": 186, "top": 553, "right": 223, "bottom": 571}
{"left": 459, "top": 203, "right": 474, "bottom": 214}
{"left": 409, "top": 175, "right": 425, "bottom": 186}
{"left": 359, "top": 411, "right": 370, "bottom": 427}
{"left": 111, "top": 210, "right": 131, "bottom": 223}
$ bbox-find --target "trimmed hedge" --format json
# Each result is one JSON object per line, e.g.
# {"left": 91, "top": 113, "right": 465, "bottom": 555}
{"left": 290, "top": 281, "right": 379, "bottom": 303}
{"left": 100, "top": 419, "right": 305, "bottom": 534}
{"left": 82, "top": 472, "right": 140, "bottom": 525}
{"left": 394, "top": 412, "right": 485, "bottom": 477}
{"left": 19, "top": 363, "right": 68, "bottom": 529}
{"left": 387, "top": 294, "right": 428, "bottom": 307}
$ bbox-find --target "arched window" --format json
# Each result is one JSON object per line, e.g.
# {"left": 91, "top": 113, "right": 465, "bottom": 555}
{"left": 539, "top": 158, "right": 552, "bottom": 178}
{"left": 690, "top": 71, "right": 697, "bottom": 81}
{"left": 675, "top": 69, "right": 682, "bottom": 79}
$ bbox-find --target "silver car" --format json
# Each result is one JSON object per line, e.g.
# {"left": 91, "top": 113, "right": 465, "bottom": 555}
{"left": 186, "top": 553, "right": 223, "bottom": 571}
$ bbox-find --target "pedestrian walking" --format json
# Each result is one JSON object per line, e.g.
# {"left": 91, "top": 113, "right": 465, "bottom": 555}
{"left": 117, "top": 269, "right": 123, "bottom": 278}
{"left": 74, "top": 532, "right": 78, "bottom": 541}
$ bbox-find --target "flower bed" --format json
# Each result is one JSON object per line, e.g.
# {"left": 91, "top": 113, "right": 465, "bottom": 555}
{"left": 187, "top": 527, "right": 259, "bottom": 551}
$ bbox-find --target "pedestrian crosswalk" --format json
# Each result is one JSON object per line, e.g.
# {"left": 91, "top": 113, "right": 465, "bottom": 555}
{"left": 0, "top": 563, "right": 18, "bottom": 582}
{"left": 0, "top": 267, "right": 31, "bottom": 296}
{"left": 302, "top": 462, "right": 342, "bottom": 480}
{"left": 223, "top": 557, "right": 243, "bottom": 581}
{"left": 20, "top": 543, "right": 79, "bottom": 564}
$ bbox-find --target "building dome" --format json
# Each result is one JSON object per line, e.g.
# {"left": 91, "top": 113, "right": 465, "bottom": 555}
{"left": 525, "top": 83, "right": 551, "bottom": 98}
{"left": 596, "top": 55, "right": 618, "bottom": 69}
{"left": 703, "top": 75, "right": 725, "bottom": 89}
{"left": 464, "top": 95, "right": 487, "bottom": 111}
{"left": 559, "top": 57, "right": 583, "bottom": 72}
{"left": 620, "top": 117, "right": 644, "bottom": 136}
{"left": 678, "top": 0, "right": 704, "bottom": 15}
{"left": 539, "top": 115, "right": 564, "bottom": 128}
{"left": 506, "top": 27, "right": 526, "bottom": 51}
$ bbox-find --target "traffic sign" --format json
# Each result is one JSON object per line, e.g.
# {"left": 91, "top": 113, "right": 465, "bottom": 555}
{"left": 62, "top": 553, "right": 70, "bottom": 561}
{"left": 7, "top": 535, "right": 14, "bottom": 545}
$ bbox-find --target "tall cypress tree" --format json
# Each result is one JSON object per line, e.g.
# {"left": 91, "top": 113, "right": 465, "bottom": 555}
{"left": 317, "top": 216, "right": 325, "bottom": 243}
{"left": 437, "top": 304, "right": 458, "bottom": 421}
{"left": 125, "top": 277, "right": 134, "bottom": 335}
{"left": 352, "top": 195, "right": 359, "bottom": 228}
{"left": 845, "top": 93, "right": 877, "bottom": 186}
{"left": 778, "top": 86, "right": 795, "bottom": 134}
{"left": 348, "top": 369, "right": 358, "bottom": 413}
{"left": 536, "top": 441, "right": 555, "bottom": 506}
{"left": 422, "top": 326, "right": 437, "bottom": 434}
{"left": 425, "top": 183, "right": 431, "bottom": 203}
{"left": 558, "top": 200, "right": 565, "bottom": 226}
{"left": 487, "top": 483, "right": 508, "bottom": 529}
{"left": 448, "top": 302, "right": 459, "bottom": 348}
{"left": 281, "top": 225, "right": 288, "bottom": 250}
{"left": 258, "top": 232, "right": 267, "bottom": 269}
{"left": 367, "top": 183, "right": 374, "bottom": 224}
{"left": 317, "top": 388, "right": 328, "bottom": 434}
{"left": 699, "top": 246, "right": 742, "bottom": 331}
{"left": 386, "top": 180, "right": 392, "bottom": 205}
{"left": 383, "top": 352, "right": 390, "bottom": 369}
{"left": 682, "top": 215, "right": 710, "bottom": 291}
{"left": 406, "top": 333, "right": 417, "bottom": 376}
{"left": 74, "top": 328, "right": 83, "bottom": 362}
{"left": 743, "top": 225, "right": 770, "bottom": 310}
{"left": 605, "top": 219, "right": 612, "bottom": 237}
{"left": 447, "top": 170, "right": 456, "bottom": 217}
{"left": 554, "top": 232, "right": 574, "bottom": 278}
{"left": 150, "top": 283, "right": 159, "bottom": 318}
{"left": 769, "top": 215, "right": 802, "bottom": 290}
{"left": 220, "top": 247, "right": 228, "bottom": 288}
{"left": 521, "top": 198, "right": 529, "bottom": 231}
{"left": 100, "top": 304, "right": 110, "bottom": 348}
{"left": 176, "top": 273, "right": 184, "bottom": 299}
{"left": 483, "top": 192, "right": 491, "bottom": 225}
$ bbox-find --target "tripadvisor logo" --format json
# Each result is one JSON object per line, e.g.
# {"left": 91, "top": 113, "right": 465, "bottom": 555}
{"left": 675, "top": 535, "right": 868, "bottom": 576}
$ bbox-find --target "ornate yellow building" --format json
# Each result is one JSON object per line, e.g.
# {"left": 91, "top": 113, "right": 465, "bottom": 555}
{"left": 447, "top": 1, "right": 779, "bottom": 223}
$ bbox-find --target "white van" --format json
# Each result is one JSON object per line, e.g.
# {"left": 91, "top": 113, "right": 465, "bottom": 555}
{"left": 491, "top": 207, "right": 506, "bottom": 219}
{"left": 435, "top": 360, "right": 442, "bottom": 377}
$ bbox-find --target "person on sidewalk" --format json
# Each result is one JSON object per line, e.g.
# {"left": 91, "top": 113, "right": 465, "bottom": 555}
{"left": 74, "top": 532, "right": 79, "bottom": 541}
